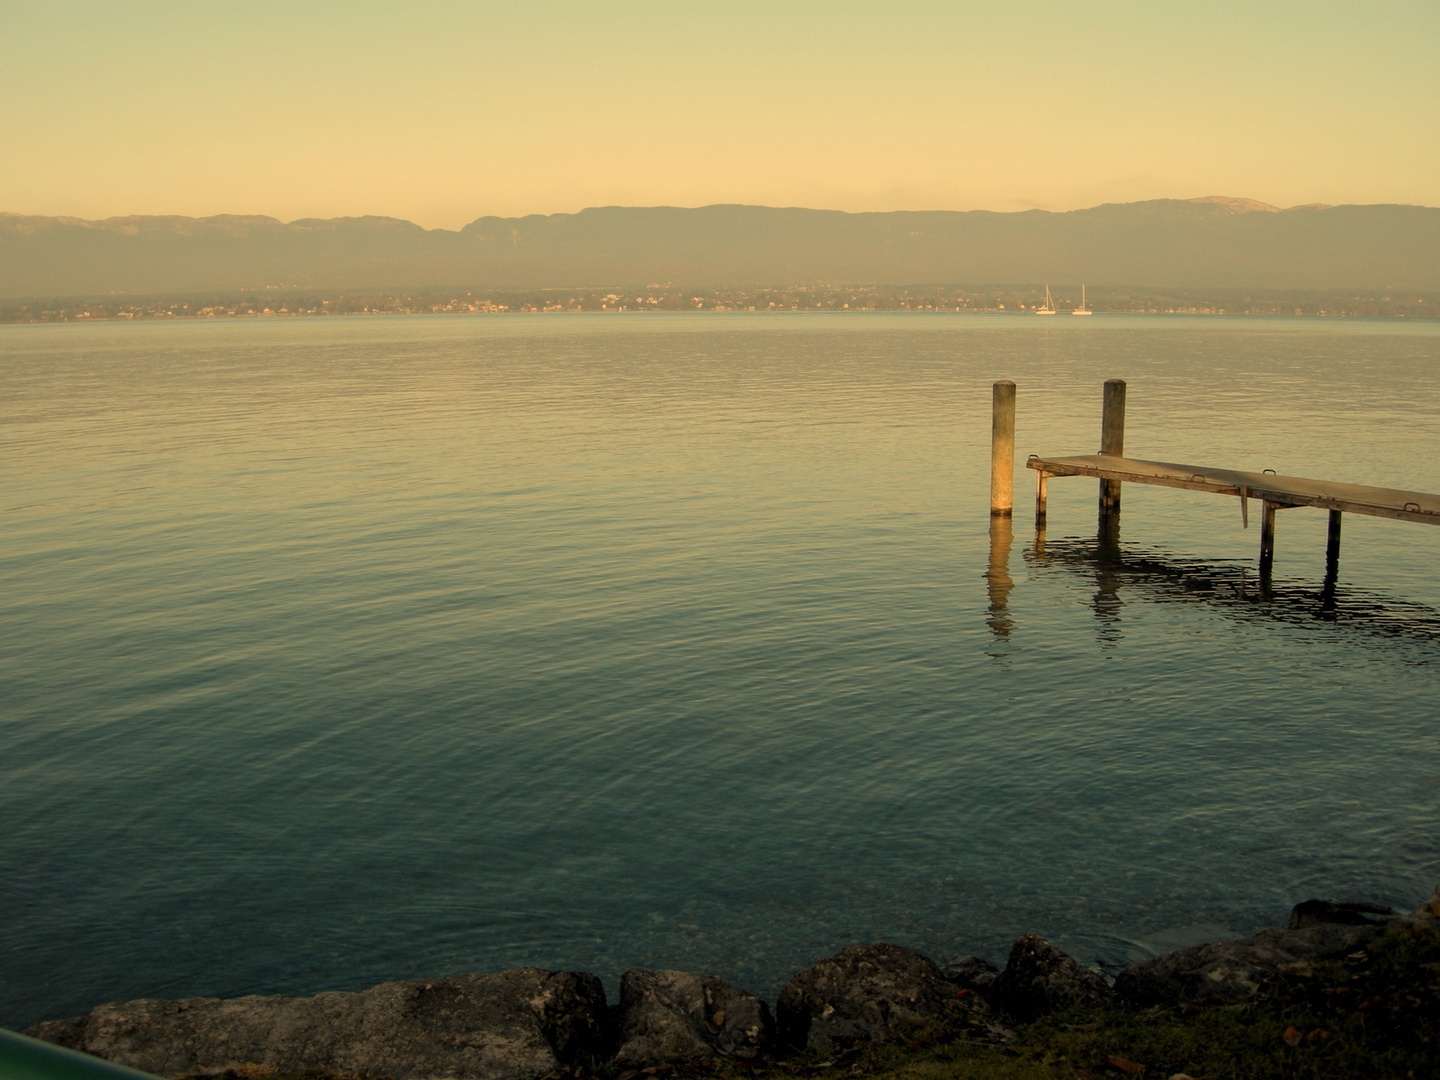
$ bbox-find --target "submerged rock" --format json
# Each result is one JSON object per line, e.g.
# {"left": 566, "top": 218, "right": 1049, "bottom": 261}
{"left": 989, "top": 933, "right": 1113, "bottom": 1022}
{"left": 25, "top": 968, "right": 609, "bottom": 1080}
{"left": 615, "top": 968, "right": 772, "bottom": 1062}
{"left": 1288, "top": 898, "right": 1395, "bottom": 929}
{"left": 776, "top": 943, "right": 961, "bottom": 1055}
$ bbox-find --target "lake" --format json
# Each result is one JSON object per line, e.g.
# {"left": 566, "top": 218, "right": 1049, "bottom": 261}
{"left": 2, "top": 312, "right": 1438, "bottom": 1029}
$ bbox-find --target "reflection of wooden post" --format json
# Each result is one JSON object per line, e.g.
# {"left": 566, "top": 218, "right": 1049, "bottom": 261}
{"left": 986, "top": 514, "right": 1015, "bottom": 639}
{"left": 990, "top": 381, "right": 1016, "bottom": 516}
{"left": 1092, "top": 513, "right": 1124, "bottom": 644}
{"left": 1259, "top": 500, "right": 1278, "bottom": 579}
{"left": 1097, "top": 502, "right": 1122, "bottom": 563}
{"left": 1099, "top": 379, "right": 1126, "bottom": 514}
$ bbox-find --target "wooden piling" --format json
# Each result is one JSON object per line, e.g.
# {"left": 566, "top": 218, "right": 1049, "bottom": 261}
{"left": 1097, "top": 505, "right": 1122, "bottom": 563}
{"left": 1035, "top": 468, "right": 1049, "bottom": 526}
{"left": 1325, "top": 509, "right": 1343, "bottom": 574}
{"left": 990, "top": 380, "right": 1016, "bottom": 516}
{"left": 1259, "top": 500, "right": 1278, "bottom": 578}
{"left": 1099, "top": 379, "right": 1126, "bottom": 513}
{"left": 1321, "top": 509, "right": 1343, "bottom": 612}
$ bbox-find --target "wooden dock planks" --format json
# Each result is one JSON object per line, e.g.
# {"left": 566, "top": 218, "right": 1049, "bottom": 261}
{"left": 1026, "top": 454, "right": 1440, "bottom": 527}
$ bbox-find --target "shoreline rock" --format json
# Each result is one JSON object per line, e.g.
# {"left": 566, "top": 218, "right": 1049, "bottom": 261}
{"left": 1113, "top": 893, "right": 1403, "bottom": 1008}
{"left": 775, "top": 943, "right": 964, "bottom": 1055}
{"left": 24, "top": 968, "right": 608, "bottom": 1080}
{"left": 24, "top": 886, "right": 1438, "bottom": 1080}
{"left": 939, "top": 954, "right": 999, "bottom": 994}
{"left": 615, "top": 968, "right": 772, "bottom": 1063}
{"left": 1113, "top": 921, "right": 1381, "bottom": 1007}
{"left": 990, "top": 932, "right": 1114, "bottom": 1022}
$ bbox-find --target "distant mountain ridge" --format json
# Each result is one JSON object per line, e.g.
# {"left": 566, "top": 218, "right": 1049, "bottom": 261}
{"left": 3, "top": 197, "right": 1437, "bottom": 298}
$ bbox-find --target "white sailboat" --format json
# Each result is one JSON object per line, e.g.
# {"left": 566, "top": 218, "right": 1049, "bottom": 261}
{"left": 1035, "top": 284, "right": 1057, "bottom": 314}
{"left": 1072, "top": 284, "right": 1092, "bottom": 315}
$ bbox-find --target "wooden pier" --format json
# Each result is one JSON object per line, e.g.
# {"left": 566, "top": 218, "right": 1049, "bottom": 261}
{"left": 990, "top": 379, "right": 1440, "bottom": 583}
{"left": 1028, "top": 454, "right": 1440, "bottom": 528}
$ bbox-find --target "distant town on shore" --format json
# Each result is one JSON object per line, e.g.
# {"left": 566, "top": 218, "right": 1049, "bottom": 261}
{"left": 3, "top": 283, "right": 1436, "bottom": 324}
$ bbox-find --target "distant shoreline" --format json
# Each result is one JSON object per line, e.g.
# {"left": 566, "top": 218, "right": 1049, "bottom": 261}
{"left": 5, "top": 283, "right": 1438, "bottom": 324}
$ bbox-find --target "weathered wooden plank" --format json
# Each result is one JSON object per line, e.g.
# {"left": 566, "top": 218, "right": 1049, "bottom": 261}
{"left": 1026, "top": 454, "right": 1440, "bottom": 527}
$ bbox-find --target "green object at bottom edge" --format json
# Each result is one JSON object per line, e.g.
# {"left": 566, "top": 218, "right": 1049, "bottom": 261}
{"left": 0, "top": 1028, "right": 165, "bottom": 1080}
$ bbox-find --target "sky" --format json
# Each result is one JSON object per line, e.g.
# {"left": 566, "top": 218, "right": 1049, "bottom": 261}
{"left": 4, "top": 0, "right": 1438, "bottom": 229}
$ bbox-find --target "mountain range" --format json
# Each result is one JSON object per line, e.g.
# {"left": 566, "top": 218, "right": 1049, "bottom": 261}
{"left": 2, "top": 197, "right": 1437, "bottom": 298}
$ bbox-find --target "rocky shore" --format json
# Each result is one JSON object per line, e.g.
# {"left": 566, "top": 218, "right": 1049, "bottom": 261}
{"left": 25, "top": 886, "right": 1440, "bottom": 1080}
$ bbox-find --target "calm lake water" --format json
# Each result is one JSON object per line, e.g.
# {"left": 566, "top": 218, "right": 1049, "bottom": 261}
{"left": 2, "top": 312, "right": 1439, "bottom": 1029}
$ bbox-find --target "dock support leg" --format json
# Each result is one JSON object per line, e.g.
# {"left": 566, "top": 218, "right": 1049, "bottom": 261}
{"left": 990, "top": 380, "right": 1016, "bottom": 516}
{"left": 1321, "top": 510, "right": 1342, "bottom": 614}
{"left": 1099, "top": 379, "right": 1126, "bottom": 514}
{"left": 1035, "top": 470, "right": 1048, "bottom": 526}
{"left": 1259, "top": 500, "right": 1278, "bottom": 580}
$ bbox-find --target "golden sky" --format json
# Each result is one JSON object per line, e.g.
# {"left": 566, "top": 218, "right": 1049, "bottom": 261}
{"left": 4, "top": 0, "right": 1437, "bottom": 228}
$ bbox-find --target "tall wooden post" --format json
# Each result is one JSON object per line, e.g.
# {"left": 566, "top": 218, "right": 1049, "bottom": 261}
{"left": 990, "top": 380, "right": 1016, "bottom": 516}
{"left": 1099, "top": 379, "right": 1126, "bottom": 513}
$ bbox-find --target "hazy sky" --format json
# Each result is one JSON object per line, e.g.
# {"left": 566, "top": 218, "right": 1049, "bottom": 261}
{"left": 5, "top": 1, "right": 1438, "bottom": 228}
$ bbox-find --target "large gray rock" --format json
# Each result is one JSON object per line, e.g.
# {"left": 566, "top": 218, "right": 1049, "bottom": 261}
{"left": 1114, "top": 922, "right": 1378, "bottom": 1007}
{"left": 25, "top": 968, "right": 609, "bottom": 1080}
{"left": 614, "top": 969, "right": 772, "bottom": 1062}
{"left": 776, "top": 943, "right": 961, "bottom": 1055}
{"left": 989, "top": 934, "right": 1113, "bottom": 1022}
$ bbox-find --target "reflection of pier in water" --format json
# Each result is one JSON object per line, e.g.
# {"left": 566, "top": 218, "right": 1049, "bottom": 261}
{"left": 1011, "top": 514, "right": 1440, "bottom": 652}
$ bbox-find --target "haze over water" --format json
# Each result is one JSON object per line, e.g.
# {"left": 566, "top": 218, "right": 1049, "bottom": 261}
{"left": 3, "top": 312, "right": 1439, "bottom": 1029}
